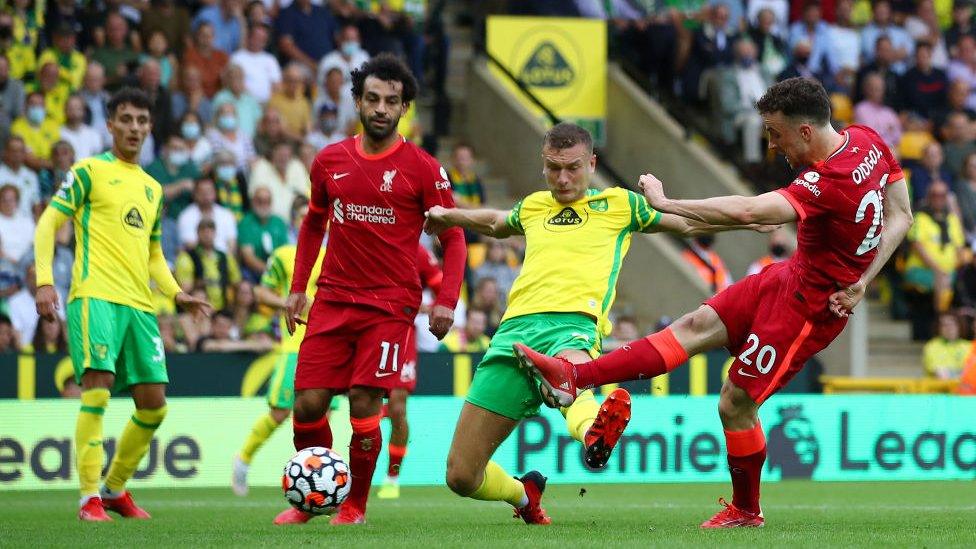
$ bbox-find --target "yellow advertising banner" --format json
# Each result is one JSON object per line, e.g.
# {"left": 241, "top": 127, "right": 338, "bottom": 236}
{"left": 487, "top": 16, "right": 607, "bottom": 144}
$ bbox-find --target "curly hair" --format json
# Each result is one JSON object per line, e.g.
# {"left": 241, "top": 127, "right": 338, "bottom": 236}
{"left": 107, "top": 87, "right": 153, "bottom": 118}
{"left": 350, "top": 53, "right": 418, "bottom": 104}
{"left": 755, "top": 77, "right": 831, "bottom": 126}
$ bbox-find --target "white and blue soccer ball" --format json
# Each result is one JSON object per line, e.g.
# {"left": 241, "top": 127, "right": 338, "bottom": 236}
{"left": 282, "top": 447, "right": 351, "bottom": 515}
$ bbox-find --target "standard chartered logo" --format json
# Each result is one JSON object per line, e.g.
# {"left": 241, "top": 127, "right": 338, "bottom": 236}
{"left": 333, "top": 199, "right": 397, "bottom": 225}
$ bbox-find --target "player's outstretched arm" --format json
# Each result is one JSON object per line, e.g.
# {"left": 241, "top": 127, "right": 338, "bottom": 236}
{"left": 829, "top": 178, "right": 913, "bottom": 317}
{"left": 639, "top": 173, "right": 798, "bottom": 226}
{"left": 651, "top": 213, "right": 781, "bottom": 236}
{"left": 254, "top": 285, "right": 287, "bottom": 311}
{"left": 424, "top": 205, "right": 516, "bottom": 238}
{"left": 33, "top": 206, "right": 71, "bottom": 321}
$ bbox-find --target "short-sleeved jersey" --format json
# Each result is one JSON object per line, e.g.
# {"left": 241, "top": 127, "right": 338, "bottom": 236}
{"left": 776, "top": 125, "right": 905, "bottom": 314}
{"left": 49, "top": 152, "right": 164, "bottom": 312}
{"left": 308, "top": 134, "right": 457, "bottom": 319}
{"left": 261, "top": 244, "right": 326, "bottom": 352}
{"left": 503, "top": 187, "right": 661, "bottom": 336}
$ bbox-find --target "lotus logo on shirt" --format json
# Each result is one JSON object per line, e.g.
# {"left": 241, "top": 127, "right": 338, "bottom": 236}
{"left": 124, "top": 207, "right": 145, "bottom": 229}
{"left": 548, "top": 207, "right": 583, "bottom": 225}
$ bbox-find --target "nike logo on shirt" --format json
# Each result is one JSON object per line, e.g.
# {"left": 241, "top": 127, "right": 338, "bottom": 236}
{"left": 737, "top": 368, "right": 758, "bottom": 378}
{"left": 333, "top": 172, "right": 351, "bottom": 180}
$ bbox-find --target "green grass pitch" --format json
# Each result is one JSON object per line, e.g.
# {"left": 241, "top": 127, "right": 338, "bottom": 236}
{"left": 1, "top": 481, "right": 973, "bottom": 547}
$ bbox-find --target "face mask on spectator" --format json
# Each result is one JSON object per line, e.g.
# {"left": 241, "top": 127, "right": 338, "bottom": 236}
{"left": 320, "top": 118, "right": 338, "bottom": 134}
{"left": 341, "top": 41, "right": 361, "bottom": 57}
{"left": 218, "top": 114, "right": 237, "bottom": 131}
{"left": 215, "top": 164, "right": 236, "bottom": 181}
{"left": 27, "top": 106, "right": 45, "bottom": 125}
{"left": 739, "top": 58, "right": 756, "bottom": 68}
{"left": 168, "top": 150, "right": 189, "bottom": 167}
{"left": 181, "top": 122, "right": 201, "bottom": 140}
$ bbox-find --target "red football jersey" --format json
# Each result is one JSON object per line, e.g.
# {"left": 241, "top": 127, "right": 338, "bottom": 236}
{"left": 308, "top": 135, "right": 456, "bottom": 318}
{"left": 776, "top": 125, "right": 904, "bottom": 313}
{"left": 416, "top": 243, "right": 443, "bottom": 294}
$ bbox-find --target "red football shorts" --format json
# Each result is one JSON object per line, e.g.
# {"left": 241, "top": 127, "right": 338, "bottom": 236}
{"left": 705, "top": 262, "right": 847, "bottom": 404}
{"left": 392, "top": 325, "right": 418, "bottom": 393}
{"left": 295, "top": 300, "right": 413, "bottom": 393}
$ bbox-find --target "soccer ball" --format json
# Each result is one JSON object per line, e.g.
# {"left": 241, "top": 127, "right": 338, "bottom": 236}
{"left": 282, "top": 447, "right": 351, "bottom": 515}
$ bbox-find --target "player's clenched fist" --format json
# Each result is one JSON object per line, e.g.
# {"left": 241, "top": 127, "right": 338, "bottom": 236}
{"left": 284, "top": 292, "right": 308, "bottom": 335}
{"left": 424, "top": 205, "right": 451, "bottom": 235}
{"left": 428, "top": 304, "right": 454, "bottom": 340}
{"left": 34, "top": 285, "right": 60, "bottom": 322}
{"left": 638, "top": 173, "right": 667, "bottom": 209}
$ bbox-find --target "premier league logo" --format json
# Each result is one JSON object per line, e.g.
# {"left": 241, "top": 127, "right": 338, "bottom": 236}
{"left": 767, "top": 404, "right": 820, "bottom": 479}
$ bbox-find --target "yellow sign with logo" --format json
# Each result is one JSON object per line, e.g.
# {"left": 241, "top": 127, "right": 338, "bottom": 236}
{"left": 487, "top": 16, "right": 607, "bottom": 144}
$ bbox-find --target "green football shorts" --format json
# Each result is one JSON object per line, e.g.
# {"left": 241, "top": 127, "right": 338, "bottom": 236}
{"left": 67, "top": 297, "right": 168, "bottom": 392}
{"left": 465, "top": 312, "right": 600, "bottom": 420}
{"left": 267, "top": 352, "right": 298, "bottom": 409}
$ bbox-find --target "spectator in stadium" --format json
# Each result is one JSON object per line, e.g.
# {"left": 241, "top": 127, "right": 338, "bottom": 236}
{"left": 212, "top": 63, "right": 262, "bottom": 138}
{"left": 134, "top": 59, "right": 175, "bottom": 152}
{"left": 715, "top": 38, "right": 770, "bottom": 165}
{"left": 318, "top": 23, "right": 370, "bottom": 91}
{"left": 7, "top": 263, "right": 41, "bottom": 346}
{"left": 0, "top": 231, "right": 21, "bottom": 309}
{"left": 183, "top": 22, "right": 230, "bottom": 98}
{"left": 946, "top": 0, "right": 976, "bottom": 52}
{"left": 275, "top": 0, "right": 337, "bottom": 74}
{"left": 140, "top": 0, "right": 192, "bottom": 59}
{"left": 148, "top": 134, "right": 200, "bottom": 219}
{"left": 777, "top": 39, "right": 829, "bottom": 85}
{"left": 602, "top": 315, "right": 641, "bottom": 352}
{"left": 0, "top": 55, "right": 24, "bottom": 146}
{"left": 904, "top": 181, "right": 967, "bottom": 340}
{"left": 140, "top": 30, "right": 178, "bottom": 90}
{"left": 237, "top": 186, "right": 289, "bottom": 282}
{"left": 17, "top": 220, "right": 73, "bottom": 312}
{"left": 742, "top": 229, "right": 789, "bottom": 277}
{"left": 193, "top": 0, "right": 245, "bottom": 54}
{"left": 211, "top": 149, "right": 245, "bottom": 219}
{"left": 231, "top": 279, "right": 273, "bottom": 340}
{"left": 176, "top": 218, "right": 242, "bottom": 312}
{"left": 933, "top": 80, "right": 976, "bottom": 131}
{"left": 90, "top": 11, "right": 141, "bottom": 89}
{"left": 304, "top": 104, "right": 345, "bottom": 150}
{"left": 38, "top": 140, "right": 75, "bottom": 201}
{"left": 79, "top": 62, "right": 111, "bottom": 146}
{"left": 229, "top": 23, "right": 281, "bottom": 105}
{"left": 860, "top": 0, "right": 914, "bottom": 74}
{"left": 470, "top": 276, "right": 503, "bottom": 336}
{"left": 60, "top": 95, "right": 103, "bottom": 159}
{"left": 953, "top": 152, "right": 976, "bottom": 240}
{"left": 746, "top": 0, "right": 788, "bottom": 38}
{"left": 0, "top": 313, "right": 17, "bottom": 353}
{"left": 38, "top": 22, "right": 87, "bottom": 92}
{"left": 948, "top": 36, "right": 976, "bottom": 111}
{"left": 157, "top": 314, "right": 188, "bottom": 353}
{"left": 683, "top": 2, "right": 736, "bottom": 102}
{"left": 906, "top": 142, "right": 953, "bottom": 206}
{"left": 206, "top": 102, "right": 255, "bottom": 171}
{"left": 12, "top": 91, "right": 60, "bottom": 170}
{"left": 171, "top": 65, "right": 214, "bottom": 125}
{"left": 472, "top": 240, "right": 519, "bottom": 304}
{"left": 940, "top": 111, "right": 976, "bottom": 179}
{"left": 267, "top": 63, "right": 312, "bottom": 141}
{"left": 253, "top": 107, "right": 289, "bottom": 158}
{"left": 682, "top": 234, "right": 733, "bottom": 294}
{"left": 177, "top": 178, "right": 239, "bottom": 253}
{"left": 245, "top": 0, "right": 272, "bottom": 28}
{"left": 178, "top": 111, "right": 214, "bottom": 171}
{"left": 34, "top": 61, "right": 70, "bottom": 126}
{"left": 788, "top": 1, "right": 835, "bottom": 77}
{"left": 438, "top": 308, "right": 491, "bottom": 353}
{"left": 0, "top": 188, "right": 33, "bottom": 266}
{"left": 31, "top": 316, "right": 68, "bottom": 354}
{"left": 923, "top": 313, "right": 971, "bottom": 379}
{"left": 449, "top": 142, "right": 485, "bottom": 209}
{"left": 904, "top": 0, "right": 949, "bottom": 69}
{"left": 901, "top": 42, "right": 949, "bottom": 121}
{"left": 854, "top": 36, "right": 902, "bottom": 107}
{"left": 312, "top": 67, "right": 357, "bottom": 137}
{"left": 0, "top": 136, "right": 40, "bottom": 219}
{"left": 195, "top": 309, "right": 273, "bottom": 353}
{"left": 854, "top": 72, "right": 902, "bottom": 149}
{"left": 829, "top": 0, "right": 862, "bottom": 76}
{"left": 248, "top": 140, "right": 309, "bottom": 222}
{"left": 748, "top": 8, "right": 789, "bottom": 79}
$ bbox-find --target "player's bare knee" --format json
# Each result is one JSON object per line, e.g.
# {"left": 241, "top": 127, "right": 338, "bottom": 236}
{"left": 445, "top": 461, "right": 478, "bottom": 496}
{"left": 347, "top": 386, "right": 384, "bottom": 418}
{"left": 270, "top": 407, "right": 291, "bottom": 424}
{"left": 293, "top": 391, "right": 326, "bottom": 423}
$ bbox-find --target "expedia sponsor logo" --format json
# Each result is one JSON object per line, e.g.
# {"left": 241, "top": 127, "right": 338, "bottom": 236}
{"left": 792, "top": 178, "right": 822, "bottom": 197}
{"left": 851, "top": 144, "right": 883, "bottom": 185}
{"left": 333, "top": 199, "right": 396, "bottom": 225}
{"left": 520, "top": 42, "right": 575, "bottom": 88}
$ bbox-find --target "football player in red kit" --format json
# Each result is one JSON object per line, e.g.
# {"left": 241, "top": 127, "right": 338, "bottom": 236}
{"left": 273, "top": 54, "right": 465, "bottom": 525}
{"left": 514, "top": 78, "right": 914, "bottom": 528}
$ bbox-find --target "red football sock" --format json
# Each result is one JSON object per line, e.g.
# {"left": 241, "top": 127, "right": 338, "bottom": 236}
{"left": 725, "top": 422, "right": 766, "bottom": 514}
{"left": 346, "top": 414, "right": 382, "bottom": 513}
{"left": 293, "top": 415, "right": 333, "bottom": 451}
{"left": 575, "top": 328, "right": 688, "bottom": 388}
{"left": 387, "top": 444, "right": 407, "bottom": 478}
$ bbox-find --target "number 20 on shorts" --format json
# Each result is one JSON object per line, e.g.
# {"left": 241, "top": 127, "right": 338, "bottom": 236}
{"left": 738, "top": 334, "right": 777, "bottom": 375}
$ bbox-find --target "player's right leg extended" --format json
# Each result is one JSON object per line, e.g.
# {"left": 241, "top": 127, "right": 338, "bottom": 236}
{"left": 76, "top": 371, "right": 114, "bottom": 522}
{"left": 274, "top": 388, "right": 334, "bottom": 525}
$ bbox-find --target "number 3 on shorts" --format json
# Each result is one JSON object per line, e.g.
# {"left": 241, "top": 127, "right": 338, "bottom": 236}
{"left": 378, "top": 341, "right": 400, "bottom": 373}
{"left": 738, "top": 334, "right": 777, "bottom": 374}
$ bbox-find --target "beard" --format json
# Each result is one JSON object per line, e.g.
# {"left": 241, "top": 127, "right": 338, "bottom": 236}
{"left": 361, "top": 112, "right": 399, "bottom": 141}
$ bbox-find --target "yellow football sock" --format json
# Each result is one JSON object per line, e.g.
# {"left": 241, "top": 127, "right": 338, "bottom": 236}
{"left": 76, "top": 388, "right": 110, "bottom": 496}
{"left": 239, "top": 412, "right": 283, "bottom": 465}
{"left": 104, "top": 406, "right": 168, "bottom": 492}
{"left": 562, "top": 389, "right": 598, "bottom": 443}
{"left": 468, "top": 461, "right": 525, "bottom": 507}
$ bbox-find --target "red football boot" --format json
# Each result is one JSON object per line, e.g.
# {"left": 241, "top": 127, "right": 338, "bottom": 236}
{"left": 102, "top": 491, "right": 151, "bottom": 519}
{"left": 78, "top": 497, "right": 112, "bottom": 522}
{"left": 273, "top": 507, "right": 314, "bottom": 525}
{"left": 700, "top": 498, "right": 765, "bottom": 528}
{"left": 584, "top": 388, "right": 632, "bottom": 469}
{"left": 512, "top": 471, "right": 551, "bottom": 525}
{"left": 329, "top": 505, "right": 365, "bottom": 525}
{"left": 513, "top": 343, "right": 578, "bottom": 408}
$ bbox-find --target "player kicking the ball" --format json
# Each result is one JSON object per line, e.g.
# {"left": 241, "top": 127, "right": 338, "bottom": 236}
{"left": 273, "top": 54, "right": 466, "bottom": 525}
{"left": 34, "top": 88, "right": 212, "bottom": 521}
{"left": 424, "top": 122, "right": 771, "bottom": 524}
{"left": 514, "top": 78, "right": 913, "bottom": 528}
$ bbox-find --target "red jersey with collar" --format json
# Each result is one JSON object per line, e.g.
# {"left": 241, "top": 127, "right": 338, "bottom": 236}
{"left": 306, "top": 135, "right": 457, "bottom": 318}
{"left": 775, "top": 125, "right": 904, "bottom": 313}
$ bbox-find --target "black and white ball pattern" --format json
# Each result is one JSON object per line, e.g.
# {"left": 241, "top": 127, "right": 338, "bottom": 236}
{"left": 282, "top": 447, "right": 351, "bottom": 515}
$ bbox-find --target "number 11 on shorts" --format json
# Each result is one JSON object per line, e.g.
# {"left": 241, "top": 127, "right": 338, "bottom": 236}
{"left": 379, "top": 341, "right": 400, "bottom": 373}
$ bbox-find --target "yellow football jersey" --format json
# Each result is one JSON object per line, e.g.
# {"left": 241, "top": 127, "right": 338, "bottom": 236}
{"left": 49, "top": 152, "right": 164, "bottom": 312}
{"left": 260, "top": 244, "right": 326, "bottom": 352}
{"left": 503, "top": 187, "right": 660, "bottom": 336}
